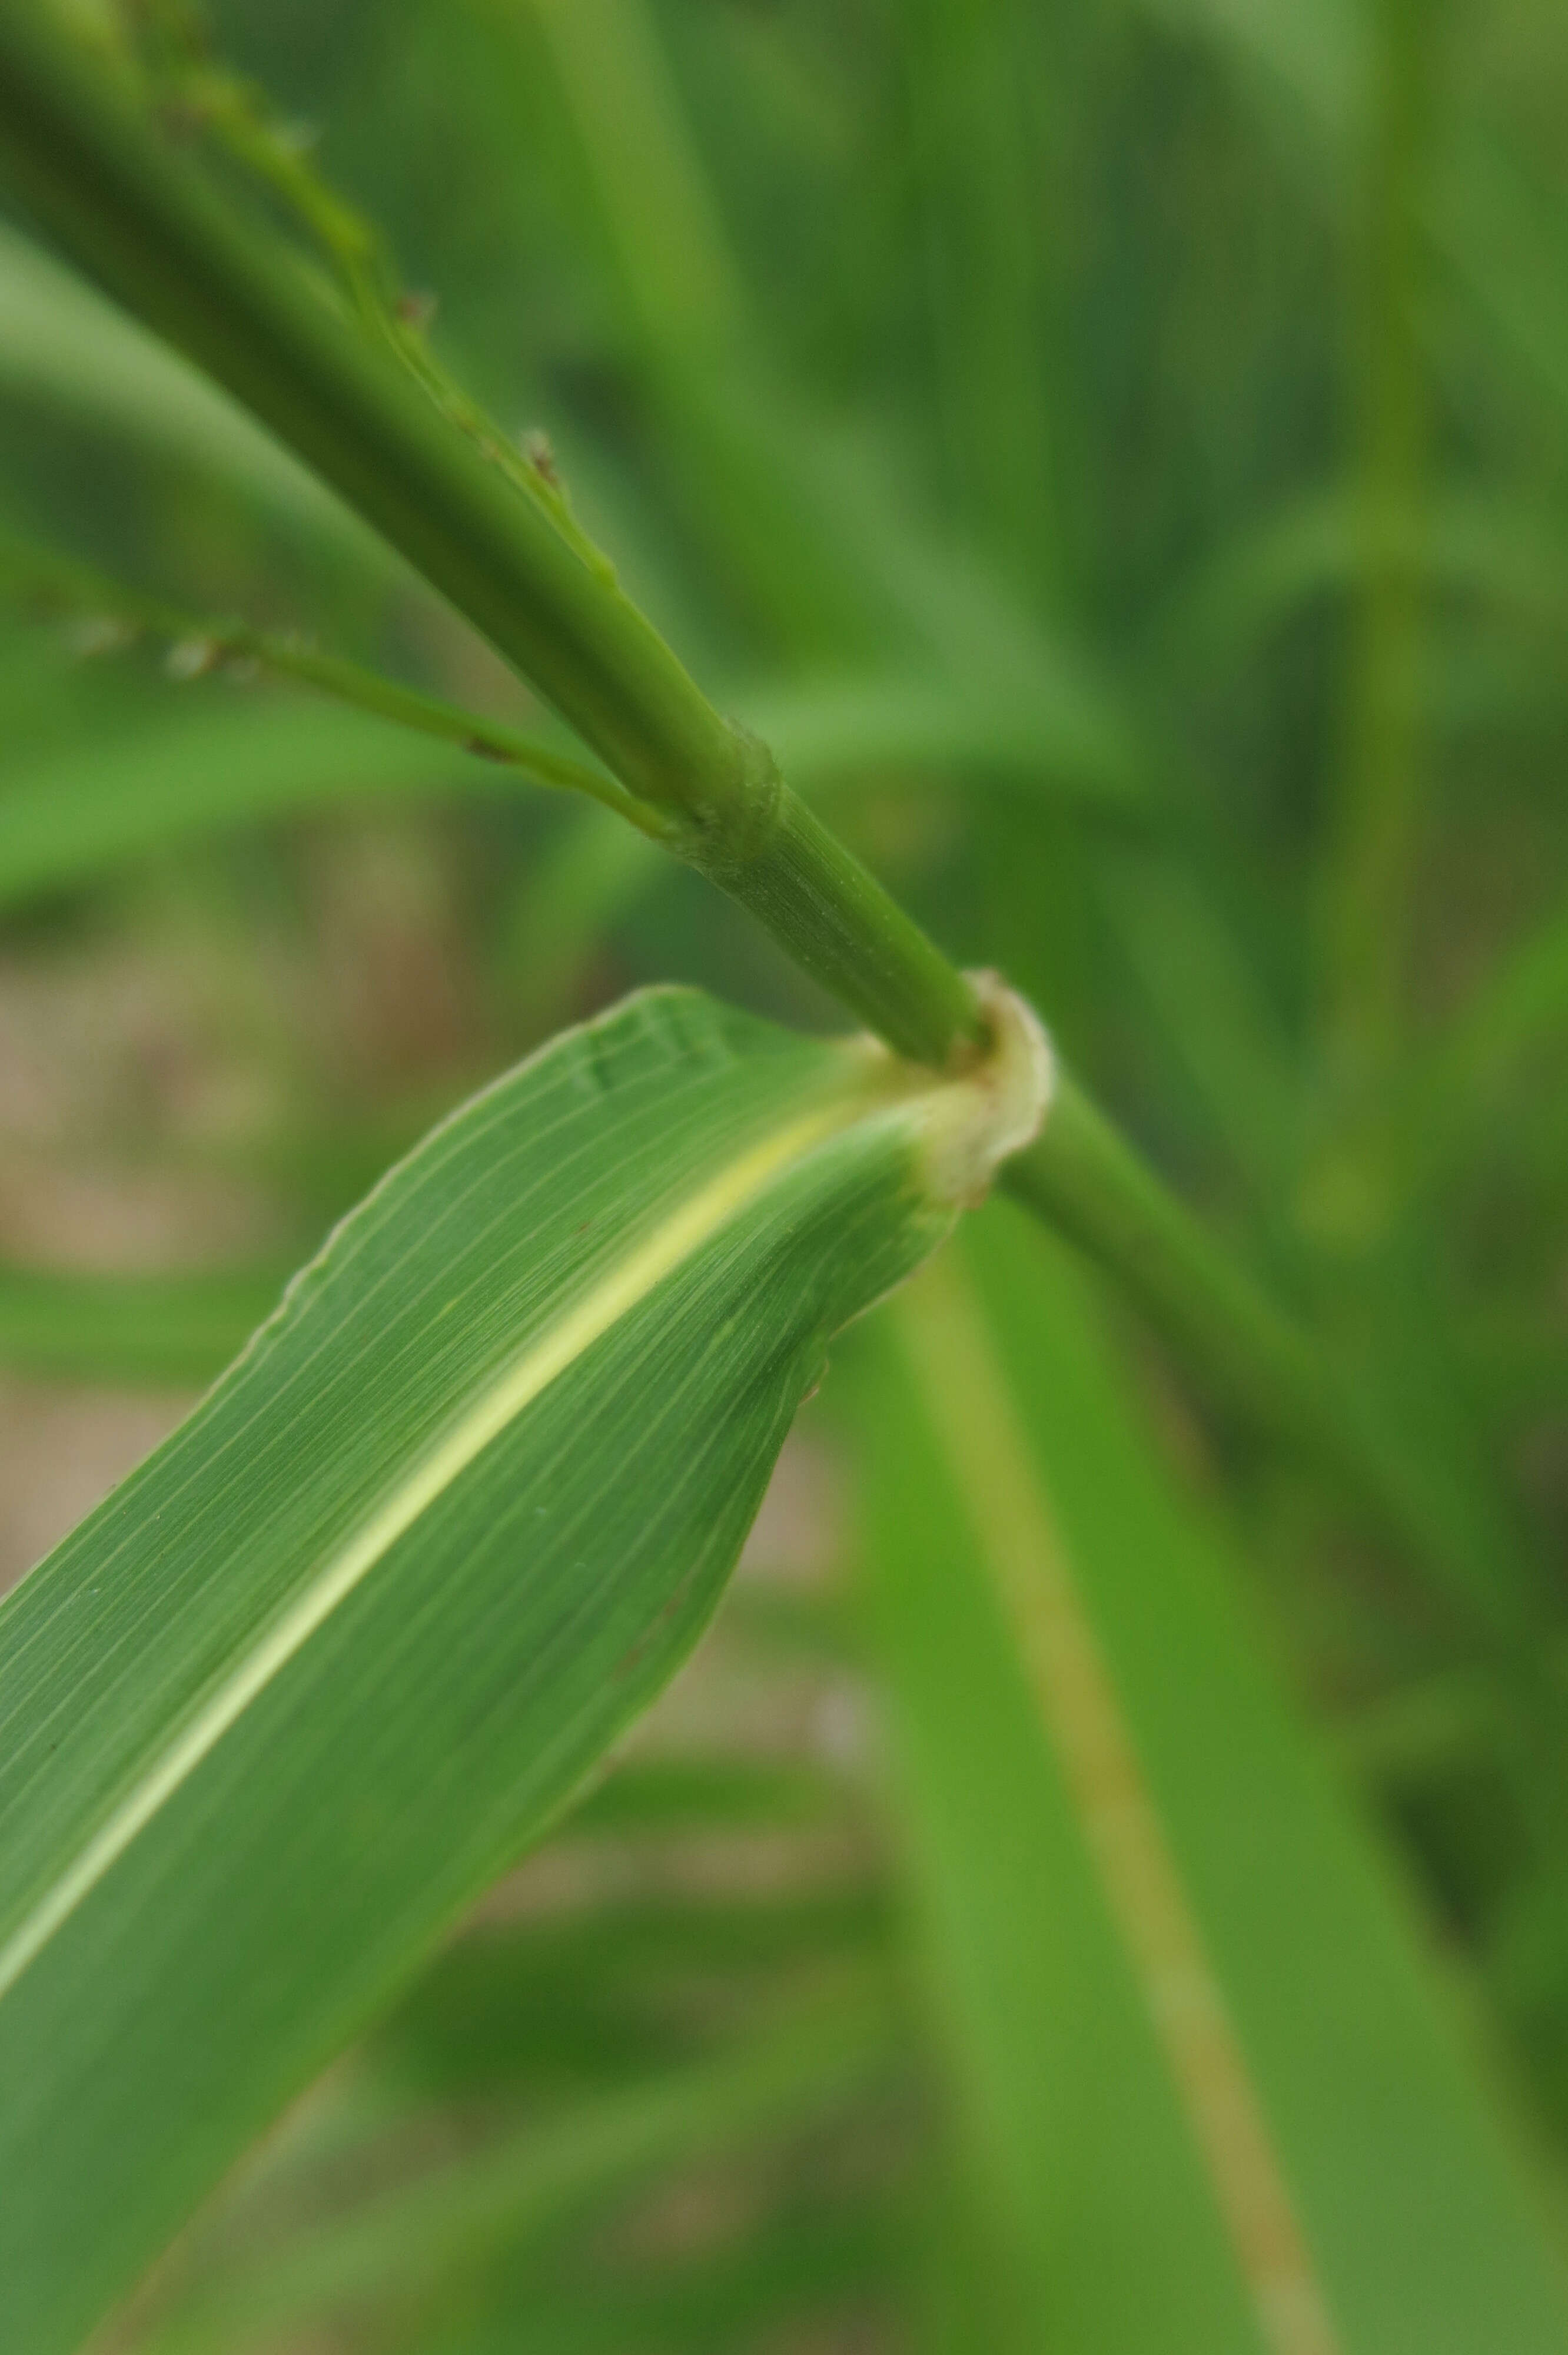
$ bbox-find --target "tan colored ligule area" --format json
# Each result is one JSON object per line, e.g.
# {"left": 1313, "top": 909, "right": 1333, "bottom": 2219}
{"left": 898, "top": 1251, "right": 1345, "bottom": 2355}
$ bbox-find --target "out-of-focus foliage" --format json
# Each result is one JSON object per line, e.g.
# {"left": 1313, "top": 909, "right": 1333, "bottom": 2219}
{"left": 1, "top": 0, "right": 1566, "bottom": 2349}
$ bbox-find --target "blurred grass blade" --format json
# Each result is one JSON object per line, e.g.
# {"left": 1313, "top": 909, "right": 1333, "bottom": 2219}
{"left": 1323, "top": 0, "right": 1431, "bottom": 1096}
{"left": 0, "top": 221, "right": 383, "bottom": 571}
{"left": 1138, "top": 0, "right": 1365, "bottom": 158}
{"left": 0, "top": 1262, "right": 288, "bottom": 1388}
{"left": 0, "top": 695, "right": 561, "bottom": 910}
{"left": 1407, "top": 881, "right": 1568, "bottom": 1188}
{"left": 1154, "top": 490, "right": 1568, "bottom": 694}
{"left": 497, "top": 801, "right": 662, "bottom": 1026}
{"left": 374, "top": 1888, "right": 889, "bottom": 2095}
{"left": 506, "top": 0, "right": 889, "bottom": 661}
{"left": 496, "top": 0, "right": 1151, "bottom": 775}
{"left": 567, "top": 1754, "right": 850, "bottom": 1839}
{"left": 746, "top": 671, "right": 1150, "bottom": 821}
{"left": 903, "top": 0, "right": 1059, "bottom": 598}
{"left": 1434, "top": 129, "right": 1568, "bottom": 425}
{"left": 139, "top": 1994, "right": 896, "bottom": 2354}
{"left": 520, "top": 0, "right": 749, "bottom": 360}
{"left": 1097, "top": 849, "right": 1304, "bottom": 1200}
{"left": 0, "top": 983, "right": 1025, "bottom": 2355}
{"left": 387, "top": 2197, "right": 903, "bottom": 2355}
{"left": 856, "top": 1209, "right": 1568, "bottom": 2354}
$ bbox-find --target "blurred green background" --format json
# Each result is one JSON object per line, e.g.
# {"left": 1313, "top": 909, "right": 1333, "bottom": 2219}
{"left": 2, "top": 0, "right": 1567, "bottom": 2348}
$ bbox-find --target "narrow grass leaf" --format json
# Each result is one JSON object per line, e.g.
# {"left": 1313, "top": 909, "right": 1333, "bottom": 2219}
{"left": 0, "top": 983, "right": 1035, "bottom": 2355}
{"left": 0, "top": 695, "right": 559, "bottom": 910}
{"left": 0, "top": 1262, "right": 288, "bottom": 1388}
{"left": 0, "top": 221, "right": 383, "bottom": 568}
{"left": 138, "top": 1994, "right": 896, "bottom": 2355}
{"left": 855, "top": 1208, "right": 1568, "bottom": 2354}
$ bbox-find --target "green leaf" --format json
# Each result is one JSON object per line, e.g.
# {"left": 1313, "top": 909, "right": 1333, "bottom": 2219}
{"left": 855, "top": 1208, "right": 1568, "bottom": 2355}
{"left": 1154, "top": 489, "right": 1568, "bottom": 698}
{"left": 0, "top": 983, "right": 1031, "bottom": 2355}
{"left": 494, "top": 802, "right": 662, "bottom": 1024}
{"left": 746, "top": 671, "right": 1150, "bottom": 819}
{"left": 0, "top": 1262, "right": 288, "bottom": 1387}
{"left": 0, "top": 220, "right": 384, "bottom": 570}
{"left": 404, "top": 2195, "right": 901, "bottom": 2355}
{"left": 1410, "top": 880, "right": 1568, "bottom": 1187}
{"left": 567, "top": 1754, "right": 849, "bottom": 1839}
{"left": 373, "top": 1888, "right": 890, "bottom": 2094}
{"left": 0, "top": 695, "right": 542, "bottom": 911}
{"left": 138, "top": 1993, "right": 898, "bottom": 2355}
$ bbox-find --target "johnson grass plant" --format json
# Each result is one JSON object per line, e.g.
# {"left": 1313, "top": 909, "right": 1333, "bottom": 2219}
{"left": 0, "top": 0, "right": 1566, "bottom": 2347}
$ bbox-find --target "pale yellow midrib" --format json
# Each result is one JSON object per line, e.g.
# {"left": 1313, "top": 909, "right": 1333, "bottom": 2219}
{"left": 898, "top": 1253, "right": 1345, "bottom": 2355}
{"left": 0, "top": 1096, "right": 858, "bottom": 2005}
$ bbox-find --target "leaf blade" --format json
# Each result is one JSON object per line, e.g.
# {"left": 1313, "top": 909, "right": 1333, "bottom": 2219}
{"left": 856, "top": 1208, "right": 1568, "bottom": 2354}
{"left": 0, "top": 985, "right": 974, "bottom": 2355}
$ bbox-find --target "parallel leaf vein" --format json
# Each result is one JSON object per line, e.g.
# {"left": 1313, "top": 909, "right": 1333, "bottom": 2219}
{"left": 0, "top": 1094, "right": 855, "bottom": 2004}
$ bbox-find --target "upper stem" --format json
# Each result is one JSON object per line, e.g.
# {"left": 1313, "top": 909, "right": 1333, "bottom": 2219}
{"left": 0, "top": 3, "right": 982, "bottom": 1070}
